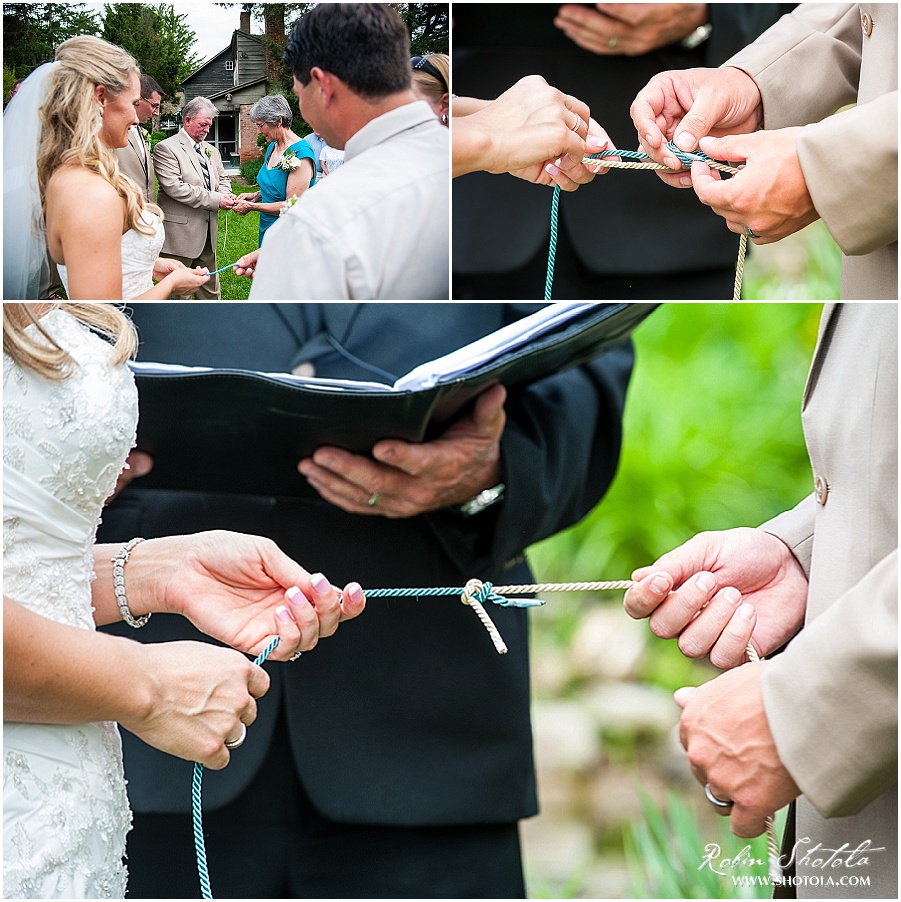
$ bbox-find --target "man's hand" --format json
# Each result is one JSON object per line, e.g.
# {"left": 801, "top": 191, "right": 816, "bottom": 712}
{"left": 555, "top": 3, "right": 708, "bottom": 56}
{"left": 676, "top": 664, "right": 801, "bottom": 837}
{"left": 219, "top": 193, "right": 238, "bottom": 210}
{"left": 689, "top": 128, "right": 819, "bottom": 243}
{"left": 631, "top": 66, "right": 762, "bottom": 187}
{"left": 234, "top": 249, "right": 261, "bottom": 279}
{"left": 298, "top": 383, "right": 507, "bottom": 518}
{"left": 624, "top": 527, "right": 809, "bottom": 668}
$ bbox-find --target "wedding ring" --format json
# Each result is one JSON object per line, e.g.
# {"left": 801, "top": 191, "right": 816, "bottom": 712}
{"left": 367, "top": 492, "right": 381, "bottom": 507}
{"left": 608, "top": 36, "right": 619, "bottom": 49}
{"left": 224, "top": 723, "right": 247, "bottom": 750}
{"left": 745, "top": 226, "right": 761, "bottom": 239}
{"left": 704, "top": 782, "right": 734, "bottom": 809}
{"left": 570, "top": 115, "right": 581, "bottom": 133}
{"left": 289, "top": 651, "right": 303, "bottom": 662}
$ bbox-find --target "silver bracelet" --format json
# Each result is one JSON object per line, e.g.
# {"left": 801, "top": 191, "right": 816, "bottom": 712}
{"left": 112, "top": 537, "right": 151, "bottom": 628}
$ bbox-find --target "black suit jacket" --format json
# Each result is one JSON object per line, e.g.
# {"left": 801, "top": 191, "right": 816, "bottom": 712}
{"left": 99, "top": 303, "right": 632, "bottom": 825}
{"left": 452, "top": 4, "right": 796, "bottom": 276}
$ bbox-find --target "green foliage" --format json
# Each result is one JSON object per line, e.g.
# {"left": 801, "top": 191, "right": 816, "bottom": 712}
{"left": 529, "top": 304, "right": 821, "bottom": 587}
{"left": 397, "top": 3, "right": 450, "bottom": 54}
{"left": 101, "top": 3, "right": 203, "bottom": 100}
{"left": 240, "top": 158, "right": 264, "bottom": 184}
{"left": 625, "top": 791, "right": 778, "bottom": 898}
{"left": 148, "top": 132, "right": 167, "bottom": 153}
{"left": 2, "top": 2, "right": 100, "bottom": 76}
{"left": 217, "top": 184, "right": 260, "bottom": 300}
{"left": 3, "top": 63, "right": 17, "bottom": 105}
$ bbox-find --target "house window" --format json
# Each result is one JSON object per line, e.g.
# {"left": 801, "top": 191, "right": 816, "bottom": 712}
{"left": 225, "top": 60, "right": 234, "bottom": 71}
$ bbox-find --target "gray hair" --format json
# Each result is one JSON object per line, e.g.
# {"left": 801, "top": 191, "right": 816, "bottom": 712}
{"left": 249, "top": 94, "right": 292, "bottom": 127}
{"left": 183, "top": 96, "right": 217, "bottom": 120}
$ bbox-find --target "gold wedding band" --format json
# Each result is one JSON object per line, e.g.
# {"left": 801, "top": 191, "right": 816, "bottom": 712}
{"left": 224, "top": 722, "right": 247, "bottom": 750}
{"left": 608, "top": 36, "right": 619, "bottom": 49}
{"left": 367, "top": 492, "right": 381, "bottom": 507}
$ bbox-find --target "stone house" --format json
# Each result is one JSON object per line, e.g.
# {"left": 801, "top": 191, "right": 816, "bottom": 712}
{"left": 180, "top": 10, "right": 285, "bottom": 164}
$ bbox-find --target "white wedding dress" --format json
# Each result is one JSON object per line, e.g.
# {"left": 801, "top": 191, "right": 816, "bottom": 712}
{"left": 4, "top": 309, "right": 138, "bottom": 897}
{"left": 57, "top": 209, "right": 164, "bottom": 300}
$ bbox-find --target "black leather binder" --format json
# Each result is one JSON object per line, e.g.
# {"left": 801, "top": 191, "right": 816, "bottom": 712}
{"left": 131, "top": 303, "right": 657, "bottom": 496}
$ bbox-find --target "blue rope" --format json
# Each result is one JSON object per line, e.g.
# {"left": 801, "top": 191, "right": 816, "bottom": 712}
{"left": 365, "top": 582, "right": 545, "bottom": 608}
{"left": 192, "top": 636, "right": 280, "bottom": 899}
{"left": 544, "top": 141, "right": 734, "bottom": 300}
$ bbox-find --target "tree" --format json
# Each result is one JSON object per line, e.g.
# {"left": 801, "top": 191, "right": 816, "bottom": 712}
{"left": 396, "top": 4, "right": 449, "bottom": 55}
{"left": 101, "top": 3, "right": 204, "bottom": 100}
{"left": 2, "top": 3, "right": 100, "bottom": 77}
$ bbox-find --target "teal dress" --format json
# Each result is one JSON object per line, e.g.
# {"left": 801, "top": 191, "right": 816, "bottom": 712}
{"left": 256, "top": 139, "right": 317, "bottom": 244}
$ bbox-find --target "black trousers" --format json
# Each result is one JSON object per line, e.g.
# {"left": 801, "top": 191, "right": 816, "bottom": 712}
{"left": 123, "top": 716, "right": 526, "bottom": 899}
{"left": 453, "top": 227, "right": 737, "bottom": 301}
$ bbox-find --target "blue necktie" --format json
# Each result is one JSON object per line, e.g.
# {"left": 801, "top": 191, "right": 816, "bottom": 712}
{"left": 194, "top": 144, "right": 211, "bottom": 190}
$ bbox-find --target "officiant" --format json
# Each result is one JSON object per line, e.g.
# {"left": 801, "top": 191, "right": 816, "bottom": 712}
{"left": 98, "top": 303, "right": 633, "bottom": 898}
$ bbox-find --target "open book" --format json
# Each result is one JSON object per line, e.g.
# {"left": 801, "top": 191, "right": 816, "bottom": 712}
{"left": 131, "top": 302, "right": 657, "bottom": 496}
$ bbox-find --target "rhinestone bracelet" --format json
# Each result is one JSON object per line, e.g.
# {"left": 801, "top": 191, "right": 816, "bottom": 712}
{"left": 112, "top": 537, "right": 151, "bottom": 628}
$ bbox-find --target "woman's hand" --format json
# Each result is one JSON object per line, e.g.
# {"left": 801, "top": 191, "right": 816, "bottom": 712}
{"left": 165, "top": 265, "right": 210, "bottom": 294}
{"left": 119, "top": 640, "right": 270, "bottom": 769}
{"left": 152, "top": 257, "right": 187, "bottom": 281}
{"left": 233, "top": 199, "right": 254, "bottom": 216}
{"left": 234, "top": 249, "right": 260, "bottom": 279}
{"left": 101, "top": 531, "right": 366, "bottom": 661}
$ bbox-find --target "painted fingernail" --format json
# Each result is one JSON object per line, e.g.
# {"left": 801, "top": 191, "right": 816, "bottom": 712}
{"left": 739, "top": 603, "right": 756, "bottom": 621}
{"left": 311, "top": 572, "right": 331, "bottom": 595}
{"left": 285, "top": 585, "right": 306, "bottom": 605}
{"left": 348, "top": 583, "right": 364, "bottom": 604}
{"left": 650, "top": 575, "right": 670, "bottom": 595}
{"left": 276, "top": 604, "right": 292, "bottom": 623}
{"left": 586, "top": 135, "right": 606, "bottom": 148}
{"left": 696, "top": 572, "right": 716, "bottom": 593}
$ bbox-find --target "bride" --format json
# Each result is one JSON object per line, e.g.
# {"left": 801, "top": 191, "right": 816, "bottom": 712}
{"left": 4, "top": 35, "right": 209, "bottom": 299}
{"left": 3, "top": 303, "right": 367, "bottom": 897}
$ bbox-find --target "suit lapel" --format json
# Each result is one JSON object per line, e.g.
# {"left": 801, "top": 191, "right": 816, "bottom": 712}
{"left": 802, "top": 304, "right": 839, "bottom": 409}
{"left": 181, "top": 132, "right": 205, "bottom": 181}
{"left": 129, "top": 127, "right": 149, "bottom": 179}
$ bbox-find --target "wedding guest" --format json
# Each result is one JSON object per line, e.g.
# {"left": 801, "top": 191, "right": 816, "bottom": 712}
{"left": 7, "top": 77, "right": 24, "bottom": 104}
{"left": 3, "top": 35, "right": 210, "bottom": 300}
{"left": 318, "top": 140, "right": 345, "bottom": 177}
{"left": 305, "top": 129, "right": 327, "bottom": 183}
{"left": 411, "top": 53, "right": 449, "bottom": 125}
{"left": 116, "top": 73, "right": 162, "bottom": 204}
{"left": 154, "top": 96, "right": 238, "bottom": 299}
{"left": 3, "top": 302, "right": 366, "bottom": 898}
{"left": 234, "top": 4, "right": 448, "bottom": 299}
{"left": 232, "top": 94, "right": 316, "bottom": 246}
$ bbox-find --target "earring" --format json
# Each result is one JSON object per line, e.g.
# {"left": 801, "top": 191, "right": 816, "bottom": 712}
{"left": 441, "top": 113, "right": 448, "bottom": 125}
{"left": 96, "top": 104, "right": 104, "bottom": 131}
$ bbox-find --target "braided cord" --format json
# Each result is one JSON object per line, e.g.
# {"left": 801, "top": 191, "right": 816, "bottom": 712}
{"left": 193, "top": 636, "right": 280, "bottom": 899}
{"left": 545, "top": 141, "right": 745, "bottom": 301}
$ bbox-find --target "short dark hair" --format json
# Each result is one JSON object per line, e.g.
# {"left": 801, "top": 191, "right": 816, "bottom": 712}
{"left": 284, "top": 3, "right": 411, "bottom": 101}
{"left": 140, "top": 74, "right": 163, "bottom": 98}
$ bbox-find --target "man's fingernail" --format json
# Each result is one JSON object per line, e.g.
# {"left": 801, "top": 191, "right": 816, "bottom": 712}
{"left": 276, "top": 604, "right": 292, "bottom": 622}
{"left": 740, "top": 603, "right": 756, "bottom": 621}
{"left": 697, "top": 572, "right": 716, "bottom": 593}
{"left": 675, "top": 131, "right": 694, "bottom": 150}
{"left": 680, "top": 176, "right": 692, "bottom": 187}
{"left": 723, "top": 587, "right": 741, "bottom": 605}
{"left": 311, "top": 572, "right": 330, "bottom": 595}
{"left": 644, "top": 134, "right": 654, "bottom": 146}
{"left": 650, "top": 575, "right": 670, "bottom": 595}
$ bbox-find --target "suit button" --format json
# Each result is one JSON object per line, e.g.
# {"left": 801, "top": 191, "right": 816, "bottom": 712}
{"left": 814, "top": 475, "right": 829, "bottom": 505}
{"left": 292, "top": 362, "right": 316, "bottom": 378}
{"left": 861, "top": 12, "right": 874, "bottom": 36}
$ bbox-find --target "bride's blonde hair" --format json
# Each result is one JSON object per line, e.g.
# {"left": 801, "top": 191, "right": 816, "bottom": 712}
{"left": 37, "top": 36, "right": 160, "bottom": 237}
{"left": 3, "top": 304, "right": 137, "bottom": 379}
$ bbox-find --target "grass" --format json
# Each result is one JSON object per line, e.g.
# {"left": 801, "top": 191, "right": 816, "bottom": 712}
{"left": 217, "top": 183, "right": 262, "bottom": 301}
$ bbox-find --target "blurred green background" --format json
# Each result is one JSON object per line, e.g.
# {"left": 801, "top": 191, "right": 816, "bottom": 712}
{"left": 522, "top": 298, "right": 825, "bottom": 898}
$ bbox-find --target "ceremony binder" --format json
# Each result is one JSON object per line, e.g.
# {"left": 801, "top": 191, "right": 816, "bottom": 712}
{"left": 131, "top": 303, "right": 657, "bottom": 497}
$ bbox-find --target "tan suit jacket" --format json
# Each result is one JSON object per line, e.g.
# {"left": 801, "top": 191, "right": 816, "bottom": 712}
{"left": 762, "top": 304, "right": 897, "bottom": 898}
{"left": 727, "top": 4, "right": 897, "bottom": 299}
{"left": 117, "top": 125, "right": 155, "bottom": 204}
{"left": 154, "top": 129, "right": 231, "bottom": 259}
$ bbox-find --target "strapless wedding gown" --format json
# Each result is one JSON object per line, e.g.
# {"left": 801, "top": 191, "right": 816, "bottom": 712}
{"left": 58, "top": 209, "right": 164, "bottom": 299}
{"left": 4, "top": 310, "right": 138, "bottom": 897}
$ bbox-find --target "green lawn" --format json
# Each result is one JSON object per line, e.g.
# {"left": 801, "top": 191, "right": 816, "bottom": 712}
{"left": 217, "top": 184, "right": 263, "bottom": 301}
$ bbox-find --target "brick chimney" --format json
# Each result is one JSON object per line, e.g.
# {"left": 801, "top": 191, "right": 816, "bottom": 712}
{"left": 240, "top": 10, "right": 251, "bottom": 33}
{"left": 263, "top": 10, "right": 286, "bottom": 82}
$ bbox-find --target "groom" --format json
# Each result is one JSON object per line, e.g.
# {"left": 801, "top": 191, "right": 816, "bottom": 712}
{"left": 154, "top": 96, "right": 237, "bottom": 299}
{"left": 116, "top": 74, "right": 162, "bottom": 203}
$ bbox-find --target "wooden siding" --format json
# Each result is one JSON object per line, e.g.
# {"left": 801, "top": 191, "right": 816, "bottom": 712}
{"left": 182, "top": 48, "right": 233, "bottom": 102}
{"left": 235, "top": 33, "right": 267, "bottom": 84}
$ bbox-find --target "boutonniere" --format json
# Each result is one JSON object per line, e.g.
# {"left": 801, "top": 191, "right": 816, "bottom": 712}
{"left": 139, "top": 126, "right": 151, "bottom": 147}
{"left": 204, "top": 146, "right": 213, "bottom": 160}
{"left": 279, "top": 194, "right": 299, "bottom": 216}
{"left": 275, "top": 149, "right": 302, "bottom": 173}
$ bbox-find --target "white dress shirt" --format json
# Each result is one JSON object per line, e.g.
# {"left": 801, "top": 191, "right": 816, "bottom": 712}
{"left": 250, "top": 101, "right": 449, "bottom": 300}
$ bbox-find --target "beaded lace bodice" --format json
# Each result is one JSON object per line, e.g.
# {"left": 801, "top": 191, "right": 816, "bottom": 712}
{"left": 3, "top": 308, "right": 138, "bottom": 898}
{"left": 57, "top": 209, "right": 164, "bottom": 300}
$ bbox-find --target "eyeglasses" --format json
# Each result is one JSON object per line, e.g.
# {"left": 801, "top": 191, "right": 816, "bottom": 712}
{"left": 142, "top": 97, "right": 161, "bottom": 112}
{"left": 411, "top": 55, "right": 447, "bottom": 92}
{"left": 255, "top": 122, "right": 267, "bottom": 130}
